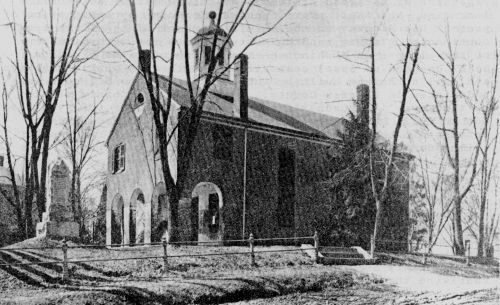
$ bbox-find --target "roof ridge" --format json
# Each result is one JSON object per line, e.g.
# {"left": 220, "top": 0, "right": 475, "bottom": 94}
{"left": 107, "top": 73, "right": 349, "bottom": 145}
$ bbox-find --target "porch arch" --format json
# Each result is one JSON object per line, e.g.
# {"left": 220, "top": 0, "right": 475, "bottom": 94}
{"left": 111, "top": 194, "right": 124, "bottom": 246}
{"left": 191, "top": 182, "right": 223, "bottom": 243}
{"left": 129, "top": 188, "right": 146, "bottom": 245}
{"left": 151, "top": 182, "right": 168, "bottom": 242}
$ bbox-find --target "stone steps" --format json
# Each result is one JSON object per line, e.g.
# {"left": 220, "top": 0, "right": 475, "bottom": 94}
{"left": 0, "top": 247, "right": 131, "bottom": 287}
{"left": 320, "top": 246, "right": 359, "bottom": 253}
{"left": 0, "top": 250, "right": 58, "bottom": 287}
{"left": 321, "top": 251, "right": 365, "bottom": 259}
{"left": 301, "top": 245, "right": 376, "bottom": 265}
{"left": 320, "top": 256, "right": 376, "bottom": 265}
{"left": 6, "top": 250, "right": 119, "bottom": 283}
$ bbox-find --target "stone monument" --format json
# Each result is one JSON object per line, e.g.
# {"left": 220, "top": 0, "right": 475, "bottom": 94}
{"left": 36, "top": 158, "right": 80, "bottom": 239}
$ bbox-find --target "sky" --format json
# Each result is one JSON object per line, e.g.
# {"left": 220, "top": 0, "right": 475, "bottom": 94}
{"left": 0, "top": 0, "right": 499, "bottom": 192}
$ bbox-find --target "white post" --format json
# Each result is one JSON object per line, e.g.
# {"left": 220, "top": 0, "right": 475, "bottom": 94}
{"left": 465, "top": 240, "right": 471, "bottom": 266}
{"left": 249, "top": 233, "right": 255, "bottom": 266}
{"left": 61, "top": 239, "right": 69, "bottom": 281}
{"left": 314, "top": 231, "right": 319, "bottom": 263}
{"left": 370, "top": 234, "right": 375, "bottom": 258}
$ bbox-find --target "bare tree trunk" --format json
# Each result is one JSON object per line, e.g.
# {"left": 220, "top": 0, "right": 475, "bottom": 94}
{"left": 373, "top": 198, "right": 382, "bottom": 250}
{"left": 451, "top": 65, "right": 465, "bottom": 254}
{"left": 369, "top": 39, "right": 420, "bottom": 254}
{"left": 476, "top": 45, "right": 498, "bottom": 256}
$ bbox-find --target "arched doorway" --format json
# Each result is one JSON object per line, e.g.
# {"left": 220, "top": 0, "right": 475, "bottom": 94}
{"left": 151, "top": 183, "right": 168, "bottom": 242}
{"left": 130, "top": 189, "right": 146, "bottom": 246}
{"left": 192, "top": 182, "right": 223, "bottom": 243}
{"left": 111, "top": 194, "right": 124, "bottom": 246}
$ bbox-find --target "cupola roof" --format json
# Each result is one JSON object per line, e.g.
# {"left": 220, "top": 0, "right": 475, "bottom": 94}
{"left": 195, "top": 11, "right": 228, "bottom": 37}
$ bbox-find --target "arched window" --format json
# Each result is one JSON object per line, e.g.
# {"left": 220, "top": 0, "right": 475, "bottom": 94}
{"left": 111, "top": 195, "right": 124, "bottom": 246}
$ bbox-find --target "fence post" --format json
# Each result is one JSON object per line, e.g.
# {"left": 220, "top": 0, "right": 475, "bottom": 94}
{"left": 421, "top": 245, "right": 428, "bottom": 265}
{"left": 465, "top": 240, "right": 470, "bottom": 266}
{"left": 162, "top": 237, "right": 168, "bottom": 272}
{"left": 61, "top": 239, "right": 69, "bottom": 281}
{"left": 249, "top": 233, "right": 256, "bottom": 266}
{"left": 313, "top": 230, "right": 319, "bottom": 263}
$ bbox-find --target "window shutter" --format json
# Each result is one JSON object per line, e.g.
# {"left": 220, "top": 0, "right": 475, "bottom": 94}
{"left": 110, "top": 149, "right": 115, "bottom": 173}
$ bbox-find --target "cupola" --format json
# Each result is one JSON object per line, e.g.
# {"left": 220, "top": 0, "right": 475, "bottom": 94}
{"left": 191, "top": 11, "right": 233, "bottom": 89}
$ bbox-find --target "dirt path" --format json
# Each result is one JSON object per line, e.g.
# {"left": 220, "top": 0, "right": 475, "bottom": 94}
{"left": 225, "top": 265, "right": 500, "bottom": 304}
{"left": 338, "top": 265, "right": 499, "bottom": 294}
{"left": 225, "top": 288, "right": 499, "bottom": 305}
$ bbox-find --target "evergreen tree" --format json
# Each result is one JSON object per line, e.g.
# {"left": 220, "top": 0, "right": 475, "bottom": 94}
{"left": 323, "top": 111, "right": 376, "bottom": 247}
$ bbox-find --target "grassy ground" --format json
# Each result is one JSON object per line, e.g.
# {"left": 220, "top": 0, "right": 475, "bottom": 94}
{"left": 0, "top": 238, "right": 498, "bottom": 304}
{"left": 5, "top": 238, "right": 314, "bottom": 278}
{"left": 0, "top": 237, "right": 331, "bottom": 304}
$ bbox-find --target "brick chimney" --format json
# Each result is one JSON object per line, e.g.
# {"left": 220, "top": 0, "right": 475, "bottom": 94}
{"left": 233, "top": 54, "right": 248, "bottom": 120}
{"left": 139, "top": 49, "right": 151, "bottom": 72}
{"left": 356, "top": 84, "right": 369, "bottom": 126}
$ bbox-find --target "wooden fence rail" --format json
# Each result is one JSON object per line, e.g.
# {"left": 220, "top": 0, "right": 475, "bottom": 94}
{"left": 0, "top": 232, "right": 318, "bottom": 281}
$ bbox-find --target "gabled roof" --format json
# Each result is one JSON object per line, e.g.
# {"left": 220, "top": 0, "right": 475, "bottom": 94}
{"left": 156, "top": 76, "right": 346, "bottom": 139}
{"left": 106, "top": 73, "right": 346, "bottom": 145}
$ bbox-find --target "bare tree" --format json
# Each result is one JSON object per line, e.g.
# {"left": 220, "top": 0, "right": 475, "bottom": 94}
{"left": 469, "top": 44, "right": 499, "bottom": 257}
{"left": 412, "top": 31, "right": 491, "bottom": 255}
{"left": 484, "top": 175, "right": 500, "bottom": 256}
{"left": 55, "top": 73, "right": 103, "bottom": 240}
{"left": 114, "top": 0, "right": 291, "bottom": 242}
{"left": 337, "top": 36, "right": 420, "bottom": 254}
{"left": 4, "top": 0, "right": 108, "bottom": 237}
{"left": 416, "top": 156, "right": 454, "bottom": 253}
{"left": 369, "top": 38, "right": 420, "bottom": 254}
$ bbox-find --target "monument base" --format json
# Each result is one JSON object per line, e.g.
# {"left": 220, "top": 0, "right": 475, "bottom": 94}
{"left": 36, "top": 220, "right": 80, "bottom": 239}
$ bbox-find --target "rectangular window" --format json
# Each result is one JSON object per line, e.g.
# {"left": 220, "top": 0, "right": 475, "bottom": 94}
{"left": 112, "top": 144, "right": 126, "bottom": 173}
{"left": 213, "top": 125, "right": 233, "bottom": 160}
{"left": 277, "top": 148, "right": 295, "bottom": 227}
{"left": 194, "top": 48, "right": 199, "bottom": 65}
{"left": 204, "top": 46, "right": 211, "bottom": 64}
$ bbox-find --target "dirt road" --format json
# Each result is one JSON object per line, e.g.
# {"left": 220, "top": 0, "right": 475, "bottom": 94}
{"left": 226, "top": 265, "right": 500, "bottom": 304}
{"left": 340, "top": 265, "right": 499, "bottom": 293}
